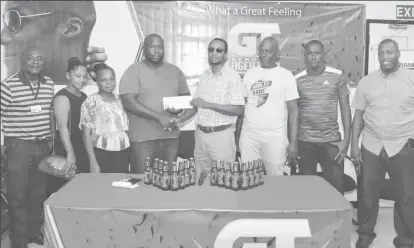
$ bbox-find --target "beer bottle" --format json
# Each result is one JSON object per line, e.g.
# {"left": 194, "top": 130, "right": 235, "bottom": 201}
{"left": 157, "top": 160, "right": 164, "bottom": 188}
{"left": 217, "top": 160, "right": 225, "bottom": 187}
{"left": 240, "top": 162, "right": 250, "bottom": 190}
{"left": 179, "top": 161, "right": 186, "bottom": 189}
{"left": 184, "top": 161, "right": 191, "bottom": 186}
{"left": 152, "top": 159, "right": 159, "bottom": 187}
{"left": 171, "top": 163, "right": 180, "bottom": 191}
{"left": 144, "top": 157, "right": 152, "bottom": 185}
{"left": 224, "top": 161, "right": 232, "bottom": 189}
{"left": 254, "top": 160, "right": 260, "bottom": 186}
{"left": 259, "top": 159, "right": 265, "bottom": 185}
{"left": 248, "top": 161, "right": 255, "bottom": 188}
{"left": 160, "top": 165, "right": 170, "bottom": 191}
{"left": 231, "top": 162, "right": 240, "bottom": 191}
{"left": 210, "top": 159, "right": 218, "bottom": 186}
{"left": 189, "top": 158, "right": 196, "bottom": 185}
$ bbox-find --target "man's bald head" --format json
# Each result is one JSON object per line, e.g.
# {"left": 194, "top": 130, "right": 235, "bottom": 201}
{"left": 378, "top": 38, "right": 399, "bottom": 51}
{"left": 143, "top": 33, "right": 165, "bottom": 64}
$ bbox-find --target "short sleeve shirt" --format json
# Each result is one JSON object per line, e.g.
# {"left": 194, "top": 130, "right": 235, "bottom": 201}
{"left": 119, "top": 61, "right": 190, "bottom": 142}
{"left": 242, "top": 66, "right": 299, "bottom": 135}
{"left": 79, "top": 93, "right": 130, "bottom": 151}
{"left": 193, "top": 65, "right": 245, "bottom": 126}
{"left": 295, "top": 66, "right": 350, "bottom": 142}
{"left": 351, "top": 67, "right": 414, "bottom": 157}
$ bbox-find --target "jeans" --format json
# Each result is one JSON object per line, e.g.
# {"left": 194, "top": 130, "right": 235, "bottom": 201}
{"left": 297, "top": 140, "right": 345, "bottom": 194}
{"left": 130, "top": 138, "right": 179, "bottom": 174}
{"left": 357, "top": 142, "right": 414, "bottom": 245}
{"left": 4, "top": 138, "right": 49, "bottom": 248}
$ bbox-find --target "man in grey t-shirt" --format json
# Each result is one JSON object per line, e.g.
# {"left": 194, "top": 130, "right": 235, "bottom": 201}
{"left": 119, "top": 34, "right": 190, "bottom": 173}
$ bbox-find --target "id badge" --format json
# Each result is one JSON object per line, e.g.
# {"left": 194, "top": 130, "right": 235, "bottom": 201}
{"left": 30, "top": 105, "right": 42, "bottom": 113}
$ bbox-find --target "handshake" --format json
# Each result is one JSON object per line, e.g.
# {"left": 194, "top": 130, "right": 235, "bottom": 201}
{"left": 160, "top": 107, "right": 183, "bottom": 133}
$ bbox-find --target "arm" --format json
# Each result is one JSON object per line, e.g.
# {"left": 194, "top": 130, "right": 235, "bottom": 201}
{"left": 121, "top": 93, "right": 164, "bottom": 121}
{"left": 119, "top": 64, "right": 167, "bottom": 123}
{"left": 203, "top": 73, "right": 245, "bottom": 116}
{"left": 339, "top": 95, "right": 352, "bottom": 148}
{"left": 1, "top": 80, "right": 11, "bottom": 147}
{"left": 286, "top": 99, "right": 299, "bottom": 145}
{"left": 350, "top": 80, "right": 367, "bottom": 165}
{"left": 351, "top": 109, "right": 365, "bottom": 150}
{"left": 79, "top": 99, "right": 99, "bottom": 170}
{"left": 82, "top": 127, "right": 99, "bottom": 169}
{"left": 176, "top": 107, "right": 198, "bottom": 124}
{"left": 204, "top": 103, "right": 244, "bottom": 116}
{"left": 53, "top": 96, "right": 75, "bottom": 156}
{"left": 235, "top": 97, "right": 247, "bottom": 143}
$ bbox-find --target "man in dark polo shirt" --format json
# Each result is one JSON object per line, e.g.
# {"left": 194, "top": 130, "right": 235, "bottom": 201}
{"left": 351, "top": 39, "right": 414, "bottom": 248}
{"left": 1, "top": 47, "right": 54, "bottom": 248}
{"left": 119, "top": 33, "right": 190, "bottom": 174}
{"left": 294, "top": 40, "right": 352, "bottom": 195}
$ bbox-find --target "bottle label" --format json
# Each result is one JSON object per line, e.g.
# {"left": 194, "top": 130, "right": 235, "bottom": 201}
{"left": 231, "top": 175, "right": 239, "bottom": 189}
{"left": 241, "top": 175, "right": 249, "bottom": 188}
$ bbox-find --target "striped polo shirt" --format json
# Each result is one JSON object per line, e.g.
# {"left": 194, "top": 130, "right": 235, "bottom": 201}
{"left": 295, "top": 66, "right": 350, "bottom": 142}
{"left": 1, "top": 72, "right": 54, "bottom": 141}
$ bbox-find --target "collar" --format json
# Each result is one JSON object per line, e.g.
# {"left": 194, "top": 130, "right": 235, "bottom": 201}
{"left": 379, "top": 63, "right": 401, "bottom": 78}
{"left": 207, "top": 64, "right": 229, "bottom": 76}
{"left": 18, "top": 71, "right": 47, "bottom": 86}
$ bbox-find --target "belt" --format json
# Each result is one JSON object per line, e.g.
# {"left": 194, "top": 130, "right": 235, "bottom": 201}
{"left": 7, "top": 137, "right": 51, "bottom": 144}
{"left": 198, "top": 124, "right": 231, "bottom": 133}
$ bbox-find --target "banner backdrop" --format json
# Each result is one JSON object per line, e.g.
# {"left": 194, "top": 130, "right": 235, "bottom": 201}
{"left": 130, "top": 1, "right": 365, "bottom": 87}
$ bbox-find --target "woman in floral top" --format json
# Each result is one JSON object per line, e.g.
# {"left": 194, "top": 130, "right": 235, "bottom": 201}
{"left": 80, "top": 63, "right": 130, "bottom": 173}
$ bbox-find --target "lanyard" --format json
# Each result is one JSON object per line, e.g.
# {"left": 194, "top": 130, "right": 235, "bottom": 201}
{"left": 22, "top": 73, "right": 41, "bottom": 101}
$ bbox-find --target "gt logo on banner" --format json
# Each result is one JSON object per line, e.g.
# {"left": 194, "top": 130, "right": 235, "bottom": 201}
{"left": 228, "top": 23, "right": 281, "bottom": 73}
{"left": 214, "top": 219, "right": 312, "bottom": 248}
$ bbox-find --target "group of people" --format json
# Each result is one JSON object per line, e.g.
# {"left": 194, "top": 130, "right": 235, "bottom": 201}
{"left": 119, "top": 34, "right": 412, "bottom": 248}
{"left": 0, "top": 33, "right": 413, "bottom": 248}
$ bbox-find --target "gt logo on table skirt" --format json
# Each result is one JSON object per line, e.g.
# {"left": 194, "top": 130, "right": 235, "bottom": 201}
{"left": 214, "top": 219, "right": 312, "bottom": 248}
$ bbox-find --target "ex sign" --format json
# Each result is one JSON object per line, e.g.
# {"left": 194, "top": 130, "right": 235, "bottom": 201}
{"left": 396, "top": 5, "right": 414, "bottom": 20}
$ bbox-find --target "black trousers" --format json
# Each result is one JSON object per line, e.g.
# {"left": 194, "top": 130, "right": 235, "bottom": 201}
{"left": 297, "top": 140, "right": 345, "bottom": 194}
{"left": 357, "top": 142, "right": 414, "bottom": 245}
{"left": 94, "top": 147, "right": 130, "bottom": 173}
{"left": 4, "top": 138, "right": 49, "bottom": 248}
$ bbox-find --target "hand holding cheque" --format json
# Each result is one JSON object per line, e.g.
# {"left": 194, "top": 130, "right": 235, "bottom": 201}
{"left": 162, "top": 96, "right": 211, "bottom": 132}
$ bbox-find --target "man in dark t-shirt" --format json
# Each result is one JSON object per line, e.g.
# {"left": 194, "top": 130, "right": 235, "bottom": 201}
{"left": 119, "top": 34, "right": 190, "bottom": 174}
{"left": 294, "top": 40, "right": 352, "bottom": 195}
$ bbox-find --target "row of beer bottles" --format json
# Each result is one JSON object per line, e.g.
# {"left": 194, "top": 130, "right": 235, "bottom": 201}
{"left": 143, "top": 157, "right": 197, "bottom": 190}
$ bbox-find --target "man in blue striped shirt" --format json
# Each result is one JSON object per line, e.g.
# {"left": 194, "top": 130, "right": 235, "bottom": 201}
{"left": 294, "top": 40, "right": 352, "bottom": 195}
{"left": 1, "top": 46, "right": 54, "bottom": 248}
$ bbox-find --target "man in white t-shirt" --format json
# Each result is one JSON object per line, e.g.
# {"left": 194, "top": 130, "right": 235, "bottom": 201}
{"left": 236, "top": 37, "right": 300, "bottom": 175}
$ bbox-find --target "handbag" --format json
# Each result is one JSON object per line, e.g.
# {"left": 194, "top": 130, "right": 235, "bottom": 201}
{"left": 38, "top": 104, "right": 77, "bottom": 180}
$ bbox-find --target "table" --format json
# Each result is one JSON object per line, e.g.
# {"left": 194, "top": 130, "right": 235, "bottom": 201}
{"left": 44, "top": 173, "right": 353, "bottom": 248}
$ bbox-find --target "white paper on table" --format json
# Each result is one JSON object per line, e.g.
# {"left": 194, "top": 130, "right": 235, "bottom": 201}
{"left": 163, "top": 96, "right": 193, "bottom": 110}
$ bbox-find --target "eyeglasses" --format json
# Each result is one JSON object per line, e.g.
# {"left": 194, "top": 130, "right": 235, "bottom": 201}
{"left": 208, "top": 47, "right": 224, "bottom": 53}
{"left": 2, "top": 9, "right": 52, "bottom": 34}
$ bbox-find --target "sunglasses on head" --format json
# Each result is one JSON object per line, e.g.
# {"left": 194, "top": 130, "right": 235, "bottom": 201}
{"left": 208, "top": 47, "right": 224, "bottom": 53}
{"left": 2, "top": 9, "right": 52, "bottom": 34}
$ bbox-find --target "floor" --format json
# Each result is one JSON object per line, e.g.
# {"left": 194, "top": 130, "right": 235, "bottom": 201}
{"left": 0, "top": 207, "right": 395, "bottom": 248}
